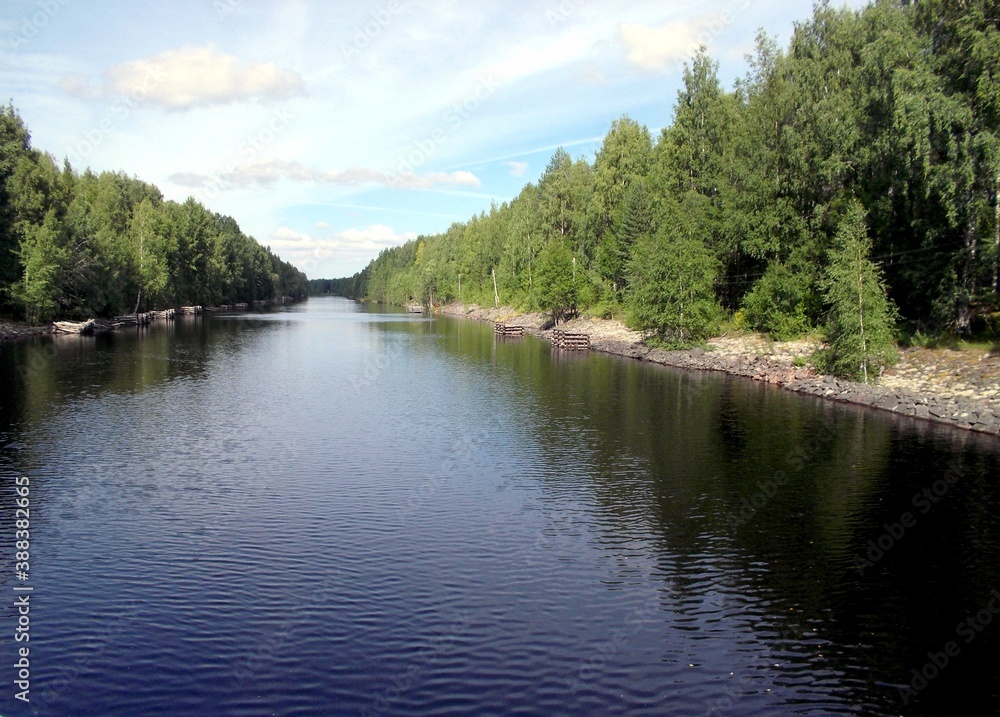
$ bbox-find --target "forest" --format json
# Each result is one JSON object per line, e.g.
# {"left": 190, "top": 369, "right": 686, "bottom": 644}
{"left": 322, "top": 0, "right": 1000, "bottom": 378}
{"left": 0, "top": 107, "right": 308, "bottom": 324}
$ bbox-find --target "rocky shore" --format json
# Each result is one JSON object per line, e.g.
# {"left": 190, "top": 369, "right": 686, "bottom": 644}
{"left": 0, "top": 319, "right": 51, "bottom": 342}
{"left": 438, "top": 303, "right": 1000, "bottom": 439}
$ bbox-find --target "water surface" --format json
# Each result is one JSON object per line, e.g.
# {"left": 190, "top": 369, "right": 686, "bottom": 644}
{"left": 1, "top": 297, "right": 998, "bottom": 716}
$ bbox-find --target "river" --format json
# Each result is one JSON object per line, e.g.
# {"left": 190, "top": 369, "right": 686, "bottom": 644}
{"left": 1, "top": 296, "right": 998, "bottom": 716}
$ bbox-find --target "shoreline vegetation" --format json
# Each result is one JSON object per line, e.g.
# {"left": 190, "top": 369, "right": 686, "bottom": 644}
{"left": 319, "top": 0, "right": 1000, "bottom": 395}
{"left": 0, "top": 106, "right": 308, "bottom": 328}
{"left": 436, "top": 301, "right": 1000, "bottom": 439}
{"left": 0, "top": 299, "right": 299, "bottom": 342}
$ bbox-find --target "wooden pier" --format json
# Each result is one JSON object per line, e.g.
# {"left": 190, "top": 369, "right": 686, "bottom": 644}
{"left": 494, "top": 323, "right": 525, "bottom": 338}
{"left": 551, "top": 330, "right": 590, "bottom": 350}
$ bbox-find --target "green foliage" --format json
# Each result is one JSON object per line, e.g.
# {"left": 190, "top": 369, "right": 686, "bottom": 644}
{"left": 821, "top": 204, "right": 899, "bottom": 383}
{"left": 741, "top": 262, "right": 813, "bottom": 340}
{"left": 626, "top": 224, "right": 721, "bottom": 348}
{"left": 535, "top": 240, "right": 580, "bottom": 324}
{"left": 0, "top": 109, "right": 307, "bottom": 323}
{"left": 326, "top": 0, "right": 1000, "bottom": 358}
{"left": 10, "top": 211, "right": 68, "bottom": 323}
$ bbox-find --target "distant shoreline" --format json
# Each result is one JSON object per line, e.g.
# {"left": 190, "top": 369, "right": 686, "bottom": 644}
{"left": 435, "top": 302, "right": 1000, "bottom": 440}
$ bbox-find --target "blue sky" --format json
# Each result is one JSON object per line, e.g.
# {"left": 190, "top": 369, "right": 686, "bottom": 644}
{"left": 2, "top": 0, "right": 868, "bottom": 279}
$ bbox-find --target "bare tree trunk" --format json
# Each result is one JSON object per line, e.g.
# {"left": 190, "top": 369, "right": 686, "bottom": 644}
{"left": 993, "top": 173, "right": 999, "bottom": 294}
{"left": 956, "top": 192, "right": 978, "bottom": 335}
{"left": 857, "top": 243, "right": 868, "bottom": 384}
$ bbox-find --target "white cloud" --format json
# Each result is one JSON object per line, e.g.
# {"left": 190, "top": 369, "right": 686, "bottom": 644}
{"left": 273, "top": 226, "right": 308, "bottom": 242}
{"left": 315, "top": 220, "right": 331, "bottom": 229}
{"left": 269, "top": 224, "right": 419, "bottom": 276}
{"left": 505, "top": 161, "right": 528, "bottom": 177}
{"left": 576, "top": 63, "right": 608, "bottom": 86}
{"left": 619, "top": 14, "right": 731, "bottom": 72}
{"left": 337, "top": 225, "right": 418, "bottom": 249}
{"left": 169, "top": 160, "right": 481, "bottom": 191}
{"left": 63, "top": 44, "right": 305, "bottom": 110}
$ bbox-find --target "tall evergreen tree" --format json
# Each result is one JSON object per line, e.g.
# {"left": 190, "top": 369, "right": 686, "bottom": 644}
{"left": 626, "top": 198, "right": 722, "bottom": 347}
{"left": 822, "top": 203, "right": 899, "bottom": 383}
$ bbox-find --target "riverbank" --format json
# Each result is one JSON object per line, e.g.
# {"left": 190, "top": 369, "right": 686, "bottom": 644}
{"left": 437, "top": 302, "right": 1000, "bottom": 438}
{"left": 0, "top": 318, "right": 51, "bottom": 342}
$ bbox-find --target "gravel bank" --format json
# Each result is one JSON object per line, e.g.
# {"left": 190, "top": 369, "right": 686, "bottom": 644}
{"left": 438, "top": 302, "right": 1000, "bottom": 438}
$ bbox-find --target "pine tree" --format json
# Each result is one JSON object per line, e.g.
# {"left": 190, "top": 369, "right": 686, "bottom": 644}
{"left": 822, "top": 203, "right": 899, "bottom": 383}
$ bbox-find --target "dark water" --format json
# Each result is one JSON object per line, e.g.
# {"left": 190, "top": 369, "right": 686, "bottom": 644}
{"left": 0, "top": 297, "right": 998, "bottom": 716}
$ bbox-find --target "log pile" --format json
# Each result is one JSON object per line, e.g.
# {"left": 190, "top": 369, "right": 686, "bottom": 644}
{"left": 552, "top": 330, "right": 590, "bottom": 350}
{"left": 113, "top": 312, "right": 154, "bottom": 326}
{"left": 179, "top": 305, "right": 203, "bottom": 315}
{"left": 53, "top": 319, "right": 96, "bottom": 335}
{"left": 494, "top": 323, "right": 525, "bottom": 338}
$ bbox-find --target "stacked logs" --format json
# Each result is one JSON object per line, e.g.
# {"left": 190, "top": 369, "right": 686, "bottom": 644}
{"left": 552, "top": 330, "right": 590, "bottom": 350}
{"left": 494, "top": 323, "right": 525, "bottom": 338}
{"left": 113, "top": 311, "right": 155, "bottom": 326}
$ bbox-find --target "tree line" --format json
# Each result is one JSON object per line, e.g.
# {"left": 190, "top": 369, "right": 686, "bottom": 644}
{"left": 323, "top": 0, "right": 1000, "bottom": 380}
{"left": 0, "top": 106, "right": 308, "bottom": 324}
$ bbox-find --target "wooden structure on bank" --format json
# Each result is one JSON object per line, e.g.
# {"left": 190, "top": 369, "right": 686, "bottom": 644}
{"left": 53, "top": 319, "right": 96, "bottom": 335}
{"left": 52, "top": 306, "right": 184, "bottom": 335}
{"left": 113, "top": 312, "right": 154, "bottom": 326}
{"left": 179, "top": 305, "right": 203, "bottom": 315}
{"left": 494, "top": 323, "right": 524, "bottom": 338}
{"left": 552, "top": 329, "right": 590, "bottom": 350}
{"left": 407, "top": 304, "right": 424, "bottom": 313}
